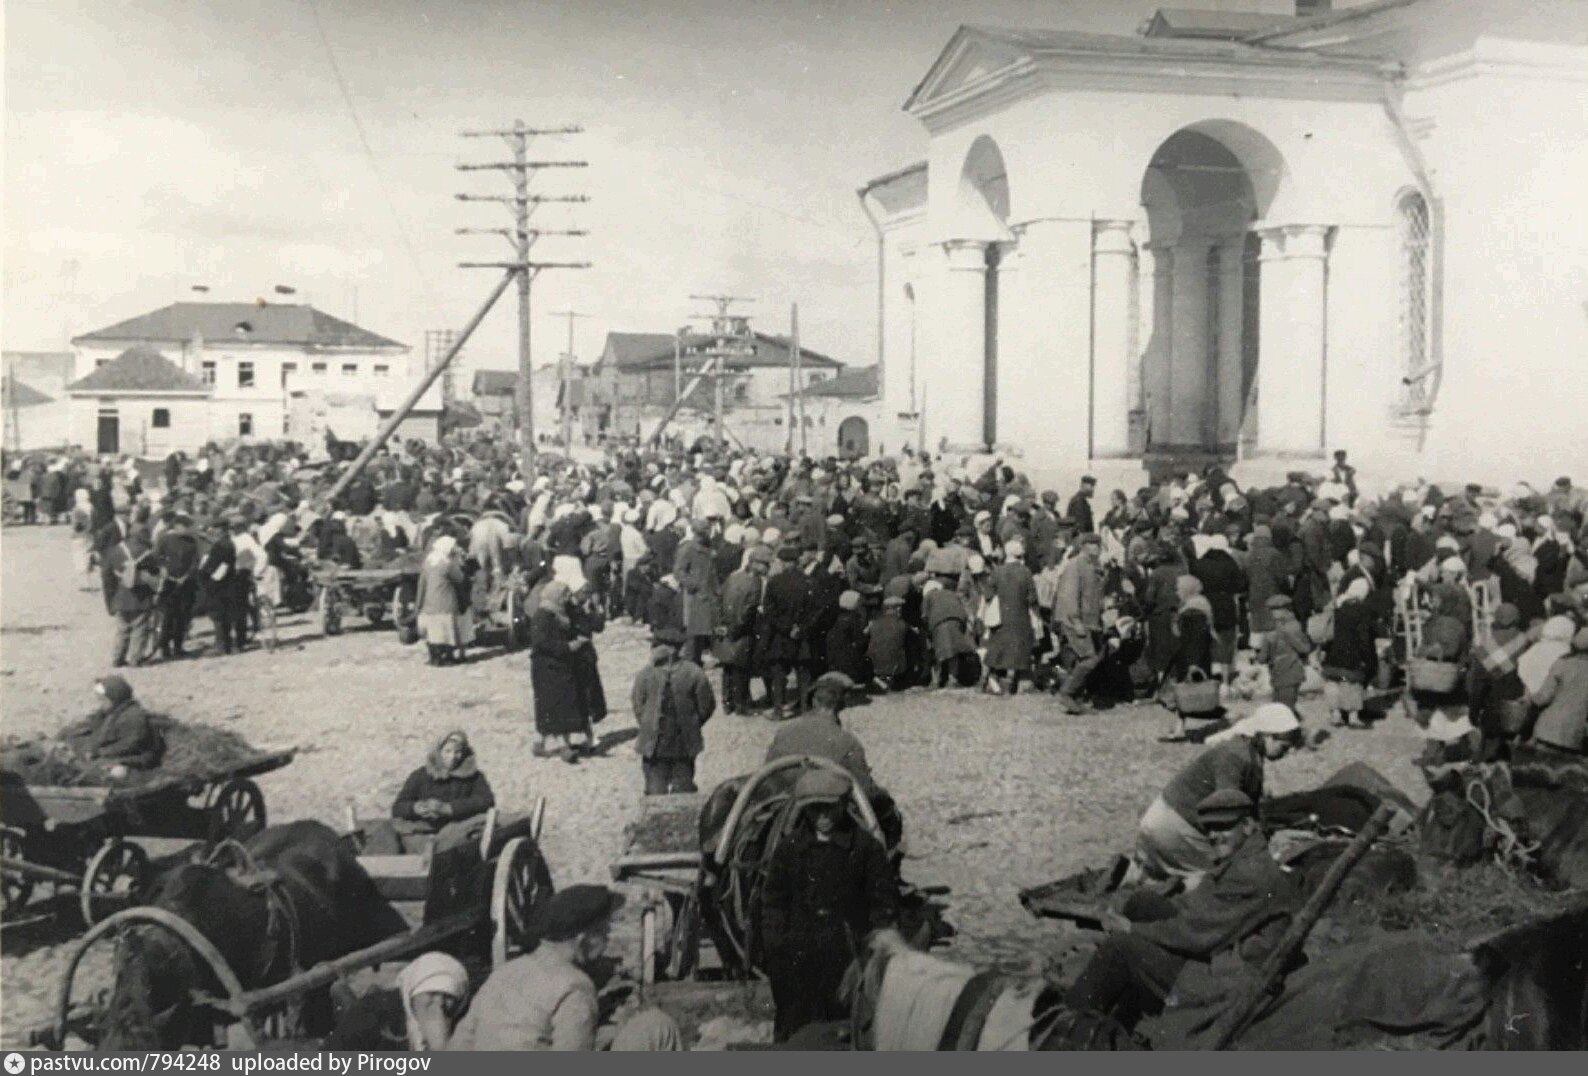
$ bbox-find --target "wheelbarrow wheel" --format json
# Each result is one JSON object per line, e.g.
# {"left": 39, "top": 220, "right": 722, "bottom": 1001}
{"left": 80, "top": 839, "right": 149, "bottom": 926}
{"left": 207, "top": 777, "right": 267, "bottom": 843}
{"left": 2, "top": 828, "right": 35, "bottom": 918}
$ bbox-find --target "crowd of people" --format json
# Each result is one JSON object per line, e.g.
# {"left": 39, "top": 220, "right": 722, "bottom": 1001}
{"left": 11, "top": 427, "right": 1588, "bottom": 1049}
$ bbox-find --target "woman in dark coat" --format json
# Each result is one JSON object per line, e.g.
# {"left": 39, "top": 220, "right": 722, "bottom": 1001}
{"left": 983, "top": 540, "right": 1038, "bottom": 693}
{"left": 1323, "top": 578, "right": 1380, "bottom": 727}
{"left": 529, "top": 581, "right": 586, "bottom": 759}
{"left": 1244, "top": 525, "right": 1289, "bottom": 641}
{"left": 1143, "top": 545, "right": 1184, "bottom": 678}
{"left": 824, "top": 591, "right": 872, "bottom": 686}
{"left": 568, "top": 585, "right": 608, "bottom": 741}
{"left": 60, "top": 675, "right": 164, "bottom": 769}
{"left": 390, "top": 730, "right": 495, "bottom": 831}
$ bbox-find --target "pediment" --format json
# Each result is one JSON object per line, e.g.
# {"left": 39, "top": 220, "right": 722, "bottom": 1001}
{"left": 904, "top": 27, "right": 1034, "bottom": 114}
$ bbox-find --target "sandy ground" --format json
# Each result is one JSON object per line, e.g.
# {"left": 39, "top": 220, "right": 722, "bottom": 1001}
{"left": 0, "top": 524, "right": 1432, "bottom": 1045}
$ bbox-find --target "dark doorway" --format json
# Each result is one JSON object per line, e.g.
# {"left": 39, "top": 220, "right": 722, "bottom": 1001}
{"left": 838, "top": 416, "right": 870, "bottom": 459}
{"left": 96, "top": 411, "right": 119, "bottom": 455}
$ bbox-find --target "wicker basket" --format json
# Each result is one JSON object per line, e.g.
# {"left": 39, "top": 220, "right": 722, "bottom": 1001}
{"left": 1408, "top": 659, "right": 1462, "bottom": 693}
{"left": 1173, "top": 669, "right": 1222, "bottom": 715}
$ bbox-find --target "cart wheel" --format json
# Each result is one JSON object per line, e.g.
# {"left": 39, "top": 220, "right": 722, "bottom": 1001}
{"left": 666, "top": 889, "right": 701, "bottom": 981}
{"left": 317, "top": 588, "right": 342, "bottom": 636}
{"left": 207, "top": 778, "right": 266, "bottom": 842}
{"left": 2, "top": 828, "right": 35, "bottom": 918}
{"left": 80, "top": 840, "right": 149, "bottom": 926}
{"left": 490, "top": 837, "right": 554, "bottom": 967}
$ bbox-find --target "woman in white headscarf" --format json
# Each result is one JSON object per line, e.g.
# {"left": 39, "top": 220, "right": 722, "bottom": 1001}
{"left": 1519, "top": 615, "right": 1577, "bottom": 697}
{"left": 398, "top": 953, "right": 470, "bottom": 1050}
{"left": 415, "top": 535, "right": 474, "bottom": 665}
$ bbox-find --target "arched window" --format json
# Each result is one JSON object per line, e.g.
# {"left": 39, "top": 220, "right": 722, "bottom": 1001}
{"left": 1396, "top": 190, "right": 1433, "bottom": 410}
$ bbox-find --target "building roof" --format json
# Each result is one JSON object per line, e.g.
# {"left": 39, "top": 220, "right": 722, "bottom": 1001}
{"left": 601, "top": 331, "right": 844, "bottom": 373}
{"left": 2, "top": 350, "right": 75, "bottom": 381}
{"left": 73, "top": 302, "right": 406, "bottom": 351}
{"left": 2, "top": 375, "right": 54, "bottom": 407}
{"left": 1143, "top": 8, "right": 1301, "bottom": 41}
{"left": 472, "top": 369, "right": 519, "bottom": 396}
{"left": 800, "top": 366, "right": 879, "bottom": 400}
{"left": 66, "top": 347, "right": 211, "bottom": 395}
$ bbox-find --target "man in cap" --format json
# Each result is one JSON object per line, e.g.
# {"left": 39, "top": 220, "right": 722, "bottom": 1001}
{"left": 867, "top": 594, "right": 918, "bottom": 691}
{"left": 717, "top": 544, "right": 771, "bottom": 714}
{"left": 1052, "top": 533, "right": 1106, "bottom": 713}
{"left": 1065, "top": 788, "right": 1299, "bottom": 1032}
{"left": 759, "top": 546, "right": 822, "bottom": 719}
{"left": 1066, "top": 475, "right": 1097, "bottom": 535}
{"left": 673, "top": 518, "right": 722, "bottom": 664}
{"left": 766, "top": 672, "right": 878, "bottom": 796}
{"left": 106, "top": 530, "right": 161, "bottom": 668}
{"left": 198, "top": 513, "right": 246, "bottom": 655}
{"left": 631, "top": 626, "right": 716, "bottom": 795}
{"left": 1134, "top": 703, "right": 1300, "bottom": 883}
{"left": 154, "top": 510, "right": 202, "bottom": 659}
{"left": 450, "top": 884, "right": 682, "bottom": 1051}
{"left": 759, "top": 767, "right": 899, "bottom": 1043}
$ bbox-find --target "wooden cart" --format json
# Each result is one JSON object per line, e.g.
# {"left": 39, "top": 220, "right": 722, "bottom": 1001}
{"left": 1, "top": 748, "right": 294, "bottom": 926}
{"left": 42, "top": 800, "right": 553, "bottom": 1051}
{"left": 312, "top": 561, "right": 419, "bottom": 638}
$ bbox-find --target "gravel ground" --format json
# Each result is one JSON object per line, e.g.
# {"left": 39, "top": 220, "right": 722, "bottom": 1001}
{"left": 0, "top": 524, "right": 1433, "bottom": 1045}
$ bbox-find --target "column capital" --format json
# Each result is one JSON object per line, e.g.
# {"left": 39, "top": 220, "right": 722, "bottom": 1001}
{"left": 1092, "top": 219, "right": 1136, "bottom": 257}
{"left": 941, "top": 238, "right": 989, "bottom": 271}
{"left": 1254, "top": 223, "right": 1332, "bottom": 261}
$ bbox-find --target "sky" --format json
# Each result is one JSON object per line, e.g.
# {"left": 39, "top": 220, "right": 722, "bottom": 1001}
{"left": 3, "top": 0, "right": 1169, "bottom": 376}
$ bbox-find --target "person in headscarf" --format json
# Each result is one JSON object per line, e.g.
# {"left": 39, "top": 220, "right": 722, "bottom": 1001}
{"left": 327, "top": 951, "right": 471, "bottom": 1051}
{"left": 69, "top": 487, "right": 96, "bottom": 579}
{"left": 1163, "top": 574, "right": 1216, "bottom": 732}
{"left": 530, "top": 580, "right": 587, "bottom": 761}
{"left": 1191, "top": 533, "right": 1246, "bottom": 683}
{"left": 1322, "top": 577, "right": 1379, "bottom": 728}
{"left": 390, "top": 729, "right": 495, "bottom": 832}
{"left": 58, "top": 675, "right": 164, "bottom": 768}
{"left": 1530, "top": 626, "right": 1588, "bottom": 754}
{"left": 983, "top": 536, "right": 1038, "bottom": 695}
{"left": 1469, "top": 602, "right": 1529, "bottom": 747}
{"left": 1132, "top": 703, "right": 1300, "bottom": 885}
{"left": 415, "top": 535, "right": 475, "bottom": 665}
{"left": 1519, "top": 615, "right": 1577, "bottom": 697}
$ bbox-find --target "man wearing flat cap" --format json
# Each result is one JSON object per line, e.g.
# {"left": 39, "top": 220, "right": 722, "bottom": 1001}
{"left": 198, "top": 513, "right": 246, "bottom": 655}
{"left": 759, "top": 768, "right": 899, "bottom": 1042}
{"left": 1065, "top": 787, "right": 1300, "bottom": 1032}
{"left": 1053, "top": 532, "right": 1106, "bottom": 713}
{"left": 451, "top": 884, "right": 682, "bottom": 1051}
{"left": 759, "top": 545, "right": 822, "bottom": 719}
{"left": 717, "top": 544, "right": 771, "bottom": 714}
{"left": 631, "top": 627, "right": 716, "bottom": 795}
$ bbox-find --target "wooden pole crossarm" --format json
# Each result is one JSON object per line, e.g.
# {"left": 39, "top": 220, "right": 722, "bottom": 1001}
{"left": 460, "top": 126, "right": 584, "bottom": 138}
{"left": 456, "top": 194, "right": 590, "bottom": 204}
{"left": 456, "top": 161, "right": 588, "bottom": 171}
{"left": 458, "top": 261, "right": 591, "bottom": 270}
{"left": 322, "top": 269, "right": 517, "bottom": 505}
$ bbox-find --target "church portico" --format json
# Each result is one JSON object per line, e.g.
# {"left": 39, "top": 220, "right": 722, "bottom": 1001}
{"left": 860, "top": 3, "right": 1588, "bottom": 488}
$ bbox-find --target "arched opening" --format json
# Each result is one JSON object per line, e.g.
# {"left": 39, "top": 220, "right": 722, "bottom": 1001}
{"left": 838, "top": 415, "right": 870, "bottom": 459}
{"left": 955, "top": 136, "right": 1012, "bottom": 449}
{"left": 1139, "top": 123, "right": 1283, "bottom": 459}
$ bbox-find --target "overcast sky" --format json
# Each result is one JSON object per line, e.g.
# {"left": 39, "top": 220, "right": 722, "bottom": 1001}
{"left": 4, "top": 0, "right": 1165, "bottom": 374}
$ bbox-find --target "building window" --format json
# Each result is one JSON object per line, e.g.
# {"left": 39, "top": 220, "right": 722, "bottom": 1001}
{"left": 807, "top": 372, "right": 825, "bottom": 386}
{"left": 201, "top": 360, "right": 216, "bottom": 385}
{"left": 733, "top": 382, "right": 749, "bottom": 403}
{"left": 342, "top": 363, "right": 357, "bottom": 376}
{"left": 312, "top": 362, "right": 327, "bottom": 375}
{"left": 281, "top": 362, "right": 297, "bottom": 387}
{"left": 151, "top": 408, "right": 170, "bottom": 429}
{"left": 374, "top": 364, "right": 390, "bottom": 377}
{"left": 238, "top": 361, "right": 255, "bottom": 388}
{"left": 239, "top": 413, "right": 254, "bottom": 437}
{"left": 95, "top": 358, "right": 110, "bottom": 369}
{"left": 1396, "top": 190, "right": 1433, "bottom": 411}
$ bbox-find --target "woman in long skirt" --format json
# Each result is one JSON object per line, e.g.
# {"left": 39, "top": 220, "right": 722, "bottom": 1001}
{"left": 530, "top": 581, "right": 585, "bottom": 761}
{"left": 415, "top": 535, "right": 474, "bottom": 665}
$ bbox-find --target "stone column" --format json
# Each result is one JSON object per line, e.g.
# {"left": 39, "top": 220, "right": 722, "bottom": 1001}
{"left": 1140, "top": 243, "right": 1174, "bottom": 450}
{"left": 928, "top": 238, "right": 989, "bottom": 450}
{"left": 1169, "top": 237, "right": 1214, "bottom": 447}
{"left": 1256, "top": 224, "right": 1331, "bottom": 456}
{"left": 1214, "top": 239, "right": 1246, "bottom": 446}
{"left": 1091, "top": 220, "right": 1136, "bottom": 457}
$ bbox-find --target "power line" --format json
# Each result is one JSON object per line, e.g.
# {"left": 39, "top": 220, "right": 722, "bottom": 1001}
{"left": 304, "top": 0, "right": 438, "bottom": 308}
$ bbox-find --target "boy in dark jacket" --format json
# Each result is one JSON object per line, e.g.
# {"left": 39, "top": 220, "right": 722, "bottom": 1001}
{"left": 630, "top": 627, "right": 716, "bottom": 794}
{"left": 1256, "top": 595, "right": 1312, "bottom": 709}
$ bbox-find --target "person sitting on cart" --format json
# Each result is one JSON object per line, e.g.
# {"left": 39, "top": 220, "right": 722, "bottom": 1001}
{"left": 365, "top": 730, "right": 495, "bottom": 854}
{"left": 317, "top": 512, "right": 363, "bottom": 569}
{"left": 448, "top": 884, "right": 683, "bottom": 1051}
{"left": 1064, "top": 789, "right": 1301, "bottom": 1033}
{"left": 59, "top": 674, "right": 165, "bottom": 769}
{"left": 759, "top": 768, "right": 899, "bottom": 1044}
{"left": 765, "top": 672, "right": 904, "bottom": 854}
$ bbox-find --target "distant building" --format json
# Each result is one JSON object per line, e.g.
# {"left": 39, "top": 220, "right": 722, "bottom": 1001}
{"left": 789, "top": 366, "right": 882, "bottom": 458}
{"left": 471, "top": 369, "right": 519, "bottom": 429}
{"left": 64, "top": 347, "right": 213, "bottom": 456}
{"left": 593, "top": 331, "right": 845, "bottom": 450}
{"left": 69, "top": 301, "right": 427, "bottom": 453}
{"left": 2, "top": 351, "right": 75, "bottom": 450}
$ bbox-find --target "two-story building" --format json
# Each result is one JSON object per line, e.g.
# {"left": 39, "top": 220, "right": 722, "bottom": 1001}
{"left": 594, "top": 331, "right": 845, "bottom": 450}
{"left": 68, "top": 301, "right": 427, "bottom": 454}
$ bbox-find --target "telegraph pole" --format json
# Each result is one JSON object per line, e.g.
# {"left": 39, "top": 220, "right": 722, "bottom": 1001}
{"left": 790, "top": 303, "right": 805, "bottom": 455}
{"left": 550, "top": 308, "right": 591, "bottom": 450}
{"left": 688, "top": 295, "right": 755, "bottom": 453}
{"left": 457, "top": 121, "right": 590, "bottom": 478}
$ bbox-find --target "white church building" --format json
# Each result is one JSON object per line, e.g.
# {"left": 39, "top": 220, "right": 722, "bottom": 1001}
{"left": 860, "top": 0, "right": 1587, "bottom": 490}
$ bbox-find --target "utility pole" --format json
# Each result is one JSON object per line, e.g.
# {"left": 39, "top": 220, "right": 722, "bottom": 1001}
{"left": 688, "top": 295, "right": 755, "bottom": 453}
{"left": 424, "top": 329, "right": 461, "bottom": 404}
{"left": 457, "top": 120, "right": 590, "bottom": 478}
{"left": 550, "top": 308, "right": 591, "bottom": 450}
{"left": 790, "top": 303, "right": 806, "bottom": 455}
